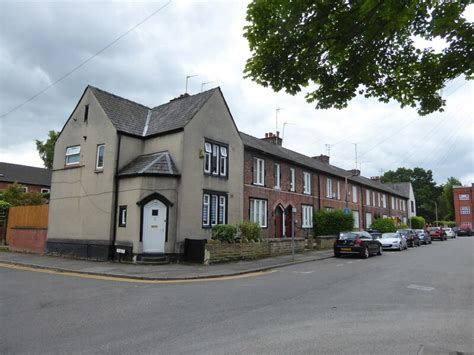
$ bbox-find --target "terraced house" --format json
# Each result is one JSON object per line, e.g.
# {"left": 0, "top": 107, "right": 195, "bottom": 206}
{"left": 48, "top": 86, "right": 410, "bottom": 260}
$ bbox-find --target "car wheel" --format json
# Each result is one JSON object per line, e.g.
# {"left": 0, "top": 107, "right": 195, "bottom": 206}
{"left": 362, "top": 247, "right": 369, "bottom": 259}
{"left": 377, "top": 245, "right": 383, "bottom": 255}
{"left": 334, "top": 251, "right": 340, "bottom": 258}
{"left": 398, "top": 244, "right": 402, "bottom": 251}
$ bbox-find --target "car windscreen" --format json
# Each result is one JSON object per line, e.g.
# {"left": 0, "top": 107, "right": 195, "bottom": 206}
{"left": 338, "top": 232, "right": 357, "bottom": 240}
{"left": 381, "top": 233, "right": 398, "bottom": 239}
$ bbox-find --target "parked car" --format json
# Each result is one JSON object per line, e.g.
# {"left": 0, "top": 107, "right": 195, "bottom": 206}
{"left": 365, "top": 229, "right": 382, "bottom": 239}
{"left": 334, "top": 231, "right": 383, "bottom": 258}
{"left": 397, "top": 229, "right": 420, "bottom": 247}
{"left": 380, "top": 232, "right": 407, "bottom": 251}
{"left": 428, "top": 226, "right": 447, "bottom": 241}
{"left": 456, "top": 224, "right": 473, "bottom": 236}
{"left": 443, "top": 227, "right": 456, "bottom": 239}
{"left": 415, "top": 229, "right": 431, "bottom": 245}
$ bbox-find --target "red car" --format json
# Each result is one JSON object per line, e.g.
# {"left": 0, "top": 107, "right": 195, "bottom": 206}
{"left": 428, "top": 227, "right": 447, "bottom": 241}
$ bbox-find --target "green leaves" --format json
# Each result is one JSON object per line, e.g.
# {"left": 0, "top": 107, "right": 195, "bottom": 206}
{"left": 244, "top": 0, "right": 473, "bottom": 115}
{"left": 35, "top": 130, "right": 59, "bottom": 169}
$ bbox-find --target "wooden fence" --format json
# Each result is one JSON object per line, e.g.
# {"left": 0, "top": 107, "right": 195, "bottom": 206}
{"left": 6, "top": 205, "right": 49, "bottom": 252}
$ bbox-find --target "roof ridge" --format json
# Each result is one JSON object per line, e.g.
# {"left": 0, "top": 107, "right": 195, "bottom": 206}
{"left": 88, "top": 85, "right": 150, "bottom": 110}
{"left": 151, "top": 87, "right": 219, "bottom": 110}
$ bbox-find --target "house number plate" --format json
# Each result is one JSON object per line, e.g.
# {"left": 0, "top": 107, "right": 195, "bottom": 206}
{"left": 151, "top": 225, "right": 158, "bottom": 228}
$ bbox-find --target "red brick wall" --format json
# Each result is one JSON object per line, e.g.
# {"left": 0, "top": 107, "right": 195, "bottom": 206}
{"left": 453, "top": 185, "right": 474, "bottom": 227}
{"left": 0, "top": 182, "right": 49, "bottom": 193}
{"left": 9, "top": 228, "right": 47, "bottom": 253}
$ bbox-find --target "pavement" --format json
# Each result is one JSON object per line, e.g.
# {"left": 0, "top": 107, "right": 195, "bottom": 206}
{"left": 0, "top": 248, "right": 334, "bottom": 280}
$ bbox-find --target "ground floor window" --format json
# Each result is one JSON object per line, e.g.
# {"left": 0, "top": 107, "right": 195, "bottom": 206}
{"left": 118, "top": 206, "right": 127, "bottom": 227}
{"left": 250, "top": 198, "right": 267, "bottom": 228}
{"left": 202, "top": 192, "right": 227, "bottom": 228}
{"left": 365, "top": 212, "right": 372, "bottom": 228}
{"left": 301, "top": 205, "right": 313, "bottom": 228}
{"left": 353, "top": 210, "right": 360, "bottom": 229}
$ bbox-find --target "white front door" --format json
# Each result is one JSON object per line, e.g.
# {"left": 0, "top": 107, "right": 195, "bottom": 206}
{"left": 143, "top": 199, "right": 167, "bottom": 253}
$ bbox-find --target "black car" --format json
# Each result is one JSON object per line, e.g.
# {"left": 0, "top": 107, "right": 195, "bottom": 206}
{"left": 334, "top": 231, "right": 383, "bottom": 258}
{"left": 456, "top": 225, "right": 473, "bottom": 236}
{"left": 366, "top": 228, "right": 382, "bottom": 239}
{"left": 397, "top": 229, "right": 420, "bottom": 247}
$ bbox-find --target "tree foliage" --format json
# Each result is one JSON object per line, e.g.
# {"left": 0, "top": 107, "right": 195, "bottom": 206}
{"left": 36, "top": 130, "right": 59, "bottom": 169}
{"left": 313, "top": 209, "right": 354, "bottom": 236}
{"left": 437, "top": 176, "right": 461, "bottom": 221}
{"left": 0, "top": 184, "right": 46, "bottom": 206}
{"left": 370, "top": 217, "right": 397, "bottom": 233}
{"left": 244, "top": 1, "right": 473, "bottom": 115}
{"left": 410, "top": 216, "right": 426, "bottom": 229}
{"left": 382, "top": 167, "right": 442, "bottom": 222}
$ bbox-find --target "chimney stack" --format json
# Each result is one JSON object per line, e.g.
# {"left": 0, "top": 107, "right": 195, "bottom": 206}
{"left": 260, "top": 132, "right": 283, "bottom": 146}
{"left": 312, "top": 154, "right": 330, "bottom": 164}
{"left": 370, "top": 176, "right": 381, "bottom": 182}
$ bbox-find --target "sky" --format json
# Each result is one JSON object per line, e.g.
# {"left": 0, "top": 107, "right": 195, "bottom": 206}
{"left": 0, "top": 0, "right": 473, "bottom": 186}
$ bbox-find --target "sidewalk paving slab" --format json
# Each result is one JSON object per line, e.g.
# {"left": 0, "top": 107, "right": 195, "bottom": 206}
{"left": 0, "top": 249, "right": 334, "bottom": 280}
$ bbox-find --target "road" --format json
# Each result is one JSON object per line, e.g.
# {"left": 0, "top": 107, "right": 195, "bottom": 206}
{"left": 1, "top": 238, "right": 473, "bottom": 354}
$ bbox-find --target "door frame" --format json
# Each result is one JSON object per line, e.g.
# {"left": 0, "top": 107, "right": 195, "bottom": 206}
{"left": 137, "top": 193, "right": 172, "bottom": 247}
{"left": 274, "top": 204, "right": 285, "bottom": 238}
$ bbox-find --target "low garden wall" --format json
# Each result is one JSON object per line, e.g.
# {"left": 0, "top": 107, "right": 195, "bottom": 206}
{"left": 8, "top": 228, "right": 47, "bottom": 254}
{"left": 205, "top": 238, "right": 306, "bottom": 264}
{"left": 313, "top": 235, "right": 337, "bottom": 250}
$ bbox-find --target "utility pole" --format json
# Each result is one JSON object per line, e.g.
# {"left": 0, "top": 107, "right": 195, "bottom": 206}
{"left": 435, "top": 202, "right": 438, "bottom": 226}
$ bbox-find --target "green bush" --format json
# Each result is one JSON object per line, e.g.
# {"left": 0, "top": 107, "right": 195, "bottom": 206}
{"left": 211, "top": 224, "right": 238, "bottom": 243}
{"left": 397, "top": 223, "right": 409, "bottom": 229}
{"left": 410, "top": 216, "right": 425, "bottom": 229}
{"left": 370, "top": 218, "right": 397, "bottom": 233}
{"left": 434, "top": 220, "right": 456, "bottom": 227}
{"left": 313, "top": 209, "right": 354, "bottom": 236}
{"left": 238, "top": 221, "right": 261, "bottom": 242}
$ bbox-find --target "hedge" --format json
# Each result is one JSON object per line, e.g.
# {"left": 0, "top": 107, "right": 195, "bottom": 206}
{"left": 313, "top": 209, "right": 354, "bottom": 236}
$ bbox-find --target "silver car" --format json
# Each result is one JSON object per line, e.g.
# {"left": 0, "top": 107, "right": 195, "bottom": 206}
{"left": 380, "top": 232, "right": 407, "bottom": 251}
{"left": 443, "top": 227, "right": 456, "bottom": 239}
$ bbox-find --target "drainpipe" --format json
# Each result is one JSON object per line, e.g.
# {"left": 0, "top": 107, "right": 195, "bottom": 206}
{"left": 317, "top": 173, "right": 321, "bottom": 211}
{"left": 111, "top": 133, "right": 122, "bottom": 258}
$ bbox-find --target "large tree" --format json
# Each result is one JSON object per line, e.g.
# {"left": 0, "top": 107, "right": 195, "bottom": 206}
{"left": 35, "top": 130, "right": 59, "bottom": 169}
{"left": 382, "top": 167, "right": 442, "bottom": 222}
{"left": 244, "top": 1, "right": 473, "bottom": 115}
{"left": 437, "top": 176, "right": 462, "bottom": 221}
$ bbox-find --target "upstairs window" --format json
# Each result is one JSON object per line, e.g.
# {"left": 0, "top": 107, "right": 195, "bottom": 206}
{"left": 326, "top": 178, "right": 333, "bottom": 198}
{"left": 303, "top": 172, "right": 311, "bottom": 194}
{"left": 253, "top": 158, "right": 265, "bottom": 186}
{"left": 96, "top": 144, "right": 105, "bottom": 170}
{"left": 289, "top": 168, "right": 295, "bottom": 191}
{"left": 204, "top": 141, "right": 228, "bottom": 177}
{"left": 274, "top": 163, "right": 281, "bottom": 189}
{"left": 352, "top": 185, "right": 357, "bottom": 203}
{"left": 382, "top": 194, "right": 387, "bottom": 208}
{"left": 366, "top": 189, "right": 371, "bottom": 206}
{"left": 65, "top": 145, "right": 81, "bottom": 166}
{"left": 391, "top": 197, "right": 395, "bottom": 210}
{"left": 337, "top": 181, "right": 341, "bottom": 200}
{"left": 459, "top": 194, "right": 470, "bottom": 201}
{"left": 84, "top": 104, "right": 89, "bottom": 123}
{"left": 460, "top": 207, "right": 471, "bottom": 215}
{"left": 118, "top": 206, "right": 127, "bottom": 227}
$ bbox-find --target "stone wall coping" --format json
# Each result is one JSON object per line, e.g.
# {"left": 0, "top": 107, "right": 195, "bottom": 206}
{"left": 315, "top": 235, "right": 338, "bottom": 239}
{"left": 12, "top": 227, "right": 48, "bottom": 230}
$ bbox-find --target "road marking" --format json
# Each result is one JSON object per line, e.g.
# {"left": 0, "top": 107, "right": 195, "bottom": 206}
{"left": 407, "top": 284, "right": 435, "bottom": 292}
{"left": 336, "top": 264, "right": 344, "bottom": 267}
{"left": 293, "top": 270, "right": 315, "bottom": 274}
{"left": 0, "top": 262, "right": 272, "bottom": 284}
{"left": 346, "top": 261, "right": 353, "bottom": 264}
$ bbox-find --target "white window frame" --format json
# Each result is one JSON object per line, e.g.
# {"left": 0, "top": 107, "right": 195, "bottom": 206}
{"left": 219, "top": 196, "right": 226, "bottom": 224}
{"left": 366, "top": 212, "right": 372, "bottom": 228}
{"left": 459, "top": 194, "right": 470, "bottom": 201}
{"left": 302, "top": 205, "right": 313, "bottom": 228}
{"left": 95, "top": 144, "right": 105, "bottom": 170}
{"left": 41, "top": 188, "right": 50, "bottom": 194}
{"left": 372, "top": 191, "right": 376, "bottom": 206}
{"left": 202, "top": 194, "right": 210, "bottom": 227}
{"left": 204, "top": 142, "right": 212, "bottom": 174}
{"left": 274, "top": 163, "right": 281, "bottom": 189}
{"left": 377, "top": 192, "right": 381, "bottom": 207}
{"left": 337, "top": 181, "right": 341, "bottom": 200}
{"left": 303, "top": 172, "right": 311, "bottom": 195}
{"left": 391, "top": 197, "right": 395, "bottom": 210}
{"left": 289, "top": 168, "right": 295, "bottom": 191}
{"left": 211, "top": 145, "right": 219, "bottom": 175}
{"left": 250, "top": 198, "right": 267, "bottom": 228}
{"left": 219, "top": 146, "right": 227, "bottom": 176}
{"left": 65, "top": 145, "right": 81, "bottom": 166}
{"left": 382, "top": 194, "right": 387, "bottom": 208}
{"left": 352, "top": 210, "right": 360, "bottom": 229}
{"left": 326, "top": 177, "right": 333, "bottom": 198}
{"left": 253, "top": 158, "right": 265, "bottom": 186}
{"left": 460, "top": 206, "right": 471, "bottom": 215}
{"left": 366, "top": 189, "right": 371, "bottom": 206}
{"left": 23, "top": 186, "right": 28, "bottom": 193}
{"left": 352, "top": 185, "right": 357, "bottom": 203}
{"left": 119, "top": 206, "right": 127, "bottom": 227}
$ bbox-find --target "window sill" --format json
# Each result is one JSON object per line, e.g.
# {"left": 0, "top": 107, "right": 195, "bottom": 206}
{"left": 59, "top": 164, "right": 84, "bottom": 171}
{"left": 253, "top": 183, "right": 264, "bottom": 187}
{"left": 94, "top": 169, "right": 104, "bottom": 174}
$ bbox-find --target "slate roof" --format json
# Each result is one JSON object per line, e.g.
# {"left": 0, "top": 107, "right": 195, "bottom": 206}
{"left": 89, "top": 86, "right": 217, "bottom": 137}
{"left": 384, "top": 182, "right": 411, "bottom": 198}
{"left": 240, "top": 132, "right": 406, "bottom": 198}
{"left": 0, "top": 162, "right": 52, "bottom": 187}
{"left": 118, "top": 151, "right": 179, "bottom": 177}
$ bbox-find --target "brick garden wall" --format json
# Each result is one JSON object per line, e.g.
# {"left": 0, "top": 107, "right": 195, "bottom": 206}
{"left": 205, "top": 238, "right": 306, "bottom": 264}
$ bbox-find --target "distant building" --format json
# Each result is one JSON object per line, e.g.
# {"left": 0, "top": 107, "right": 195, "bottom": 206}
{"left": 0, "top": 162, "right": 51, "bottom": 193}
{"left": 453, "top": 184, "right": 473, "bottom": 228}
{"left": 384, "top": 182, "right": 417, "bottom": 225}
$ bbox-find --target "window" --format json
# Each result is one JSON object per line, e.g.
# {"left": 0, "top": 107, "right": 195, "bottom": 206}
{"left": 41, "top": 188, "right": 50, "bottom": 194}
{"left": 253, "top": 158, "right": 265, "bottom": 186}
{"left": 303, "top": 172, "right": 311, "bottom": 194}
{"left": 65, "top": 145, "right": 80, "bottom": 166}
{"left": 326, "top": 177, "right": 333, "bottom": 198}
{"left": 391, "top": 197, "right": 395, "bottom": 210}
{"left": 204, "top": 141, "right": 228, "bottom": 177}
{"left": 23, "top": 186, "right": 28, "bottom": 193}
{"left": 84, "top": 104, "right": 89, "bottom": 123}
{"left": 411, "top": 201, "right": 414, "bottom": 213}
{"left": 202, "top": 192, "right": 227, "bottom": 228}
{"left": 402, "top": 217, "right": 407, "bottom": 225}
{"left": 289, "top": 168, "right": 295, "bottom": 191}
{"left": 382, "top": 214, "right": 388, "bottom": 219}
{"left": 302, "top": 205, "right": 313, "bottom": 228}
{"left": 352, "top": 185, "right": 357, "bottom": 203}
{"left": 460, "top": 206, "right": 471, "bottom": 215}
{"left": 372, "top": 192, "right": 375, "bottom": 206}
{"left": 96, "top": 144, "right": 105, "bottom": 170}
{"left": 382, "top": 194, "right": 387, "bottom": 208}
{"left": 365, "top": 213, "right": 372, "bottom": 228}
{"left": 459, "top": 194, "right": 470, "bottom": 201}
{"left": 337, "top": 181, "right": 341, "bottom": 200}
{"left": 377, "top": 192, "right": 381, "bottom": 207}
{"left": 352, "top": 211, "right": 360, "bottom": 229}
{"left": 204, "top": 143, "right": 212, "bottom": 173}
{"left": 250, "top": 198, "right": 267, "bottom": 228}
{"left": 366, "top": 189, "right": 371, "bottom": 206}
{"left": 118, "top": 206, "right": 127, "bottom": 227}
{"left": 274, "top": 163, "right": 280, "bottom": 189}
